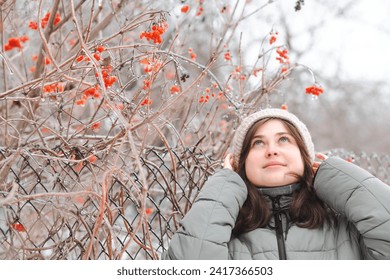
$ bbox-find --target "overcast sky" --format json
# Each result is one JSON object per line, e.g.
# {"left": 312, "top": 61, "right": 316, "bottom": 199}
{"left": 241, "top": 0, "right": 390, "bottom": 83}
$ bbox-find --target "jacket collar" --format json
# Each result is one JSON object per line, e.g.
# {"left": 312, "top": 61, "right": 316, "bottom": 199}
{"left": 257, "top": 183, "right": 301, "bottom": 239}
{"left": 257, "top": 183, "right": 301, "bottom": 197}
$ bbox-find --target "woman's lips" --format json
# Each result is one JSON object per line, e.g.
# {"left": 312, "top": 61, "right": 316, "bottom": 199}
{"left": 263, "top": 161, "right": 286, "bottom": 168}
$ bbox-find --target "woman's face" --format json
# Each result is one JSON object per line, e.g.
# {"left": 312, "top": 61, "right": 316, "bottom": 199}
{"left": 244, "top": 119, "right": 304, "bottom": 187}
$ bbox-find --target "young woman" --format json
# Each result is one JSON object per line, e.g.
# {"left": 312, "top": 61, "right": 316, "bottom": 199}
{"left": 162, "top": 108, "right": 390, "bottom": 259}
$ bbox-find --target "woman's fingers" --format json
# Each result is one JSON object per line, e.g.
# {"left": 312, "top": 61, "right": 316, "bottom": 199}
{"left": 313, "top": 161, "right": 321, "bottom": 168}
{"left": 312, "top": 161, "right": 321, "bottom": 172}
{"left": 313, "top": 153, "right": 328, "bottom": 173}
{"left": 224, "top": 153, "right": 233, "bottom": 170}
{"left": 316, "top": 152, "right": 328, "bottom": 161}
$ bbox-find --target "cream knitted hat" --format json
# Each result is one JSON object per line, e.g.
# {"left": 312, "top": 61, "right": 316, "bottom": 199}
{"left": 232, "top": 108, "right": 315, "bottom": 166}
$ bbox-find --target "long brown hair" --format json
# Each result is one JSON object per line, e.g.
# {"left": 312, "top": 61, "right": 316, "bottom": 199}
{"left": 232, "top": 118, "right": 333, "bottom": 236}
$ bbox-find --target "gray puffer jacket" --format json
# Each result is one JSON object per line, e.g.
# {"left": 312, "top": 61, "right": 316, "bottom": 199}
{"left": 162, "top": 157, "right": 390, "bottom": 260}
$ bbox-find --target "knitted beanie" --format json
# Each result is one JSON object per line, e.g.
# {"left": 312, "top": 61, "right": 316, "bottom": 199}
{"left": 232, "top": 108, "right": 315, "bottom": 166}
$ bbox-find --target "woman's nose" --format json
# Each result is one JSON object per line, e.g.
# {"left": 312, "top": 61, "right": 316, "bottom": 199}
{"left": 266, "top": 151, "right": 278, "bottom": 157}
{"left": 265, "top": 144, "right": 279, "bottom": 157}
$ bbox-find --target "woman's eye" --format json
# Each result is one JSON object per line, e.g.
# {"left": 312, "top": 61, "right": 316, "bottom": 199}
{"left": 279, "top": 136, "right": 290, "bottom": 143}
{"left": 253, "top": 140, "right": 263, "bottom": 146}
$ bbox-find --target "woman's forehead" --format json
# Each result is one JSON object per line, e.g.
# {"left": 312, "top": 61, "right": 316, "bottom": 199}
{"left": 253, "top": 119, "right": 289, "bottom": 134}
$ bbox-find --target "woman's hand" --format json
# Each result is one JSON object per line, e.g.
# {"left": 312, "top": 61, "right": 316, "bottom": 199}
{"left": 313, "top": 152, "right": 328, "bottom": 173}
{"left": 223, "top": 153, "right": 234, "bottom": 170}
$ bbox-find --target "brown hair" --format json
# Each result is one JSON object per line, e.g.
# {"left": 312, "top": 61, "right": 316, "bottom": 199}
{"left": 232, "top": 118, "right": 334, "bottom": 236}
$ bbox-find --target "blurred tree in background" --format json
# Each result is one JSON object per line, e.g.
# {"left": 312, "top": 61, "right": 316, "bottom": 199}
{"left": 243, "top": 0, "right": 390, "bottom": 153}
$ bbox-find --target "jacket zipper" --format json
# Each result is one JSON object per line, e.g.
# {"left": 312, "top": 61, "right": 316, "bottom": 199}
{"left": 271, "top": 196, "right": 287, "bottom": 260}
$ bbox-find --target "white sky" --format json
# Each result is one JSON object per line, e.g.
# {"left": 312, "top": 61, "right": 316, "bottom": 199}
{"left": 242, "top": 0, "right": 390, "bottom": 82}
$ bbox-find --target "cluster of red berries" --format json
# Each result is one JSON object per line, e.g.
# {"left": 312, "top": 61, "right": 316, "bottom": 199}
{"left": 140, "top": 21, "right": 168, "bottom": 44}
{"left": 28, "top": 12, "right": 61, "bottom": 30}
{"left": 269, "top": 31, "right": 278, "bottom": 45}
{"left": 4, "top": 36, "right": 29, "bottom": 51}
{"left": 305, "top": 85, "right": 324, "bottom": 96}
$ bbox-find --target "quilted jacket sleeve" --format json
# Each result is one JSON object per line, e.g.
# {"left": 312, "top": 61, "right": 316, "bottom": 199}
{"left": 162, "top": 168, "right": 247, "bottom": 260}
{"left": 314, "top": 156, "right": 390, "bottom": 259}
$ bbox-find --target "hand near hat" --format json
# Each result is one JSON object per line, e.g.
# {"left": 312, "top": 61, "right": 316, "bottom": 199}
{"left": 313, "top": 152, "right": 328, "bottom": 173}
{"left": 223, "top": 153, "right": 234, "bottom": 170}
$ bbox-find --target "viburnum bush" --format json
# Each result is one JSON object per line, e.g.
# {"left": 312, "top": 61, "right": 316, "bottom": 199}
{"left": 0, "top": 0, "right": 323, "bottom": 259}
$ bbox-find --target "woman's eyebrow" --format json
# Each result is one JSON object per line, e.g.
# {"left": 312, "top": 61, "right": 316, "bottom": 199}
{"left": 276, "top": 132, "right": 291, "bottom": 136}
{"left": 252, "top": 132, "right": 290, "bottom": 138}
